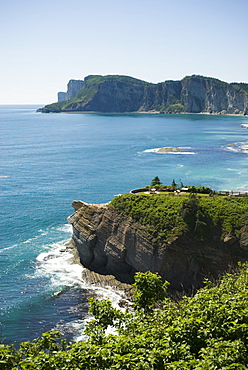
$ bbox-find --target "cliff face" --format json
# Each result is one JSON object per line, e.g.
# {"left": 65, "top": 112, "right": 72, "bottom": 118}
{"left": 66, "top": 79, "right": 85, "bottom": 100}
{"left": 68, "top": 200, "right": 248, "bottom": 291}
{"left": 180, "top": 77, "right": 248, "bottom": 114}
{"left": 65, "top": 80, "right": 146, "bottom": 112}
{"left": 43, "top": 74, "right": 248, "bottom": 115}
{"left": 58, "top": 79, "right": 85, "bottom": 102}
{"left": 58, "top": 92, "right": 67, "bottom": 102}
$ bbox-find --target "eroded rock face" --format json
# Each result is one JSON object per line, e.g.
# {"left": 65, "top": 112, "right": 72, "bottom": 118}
{"left": 66, "top": 80, "right": 85, "bottom": 100}
{"left": 68, "top": 201, "right": 248, "bottom": 291}
{"left": 63, "top": 77, "right": 248, "bottom": 114}
{"left": 45, "top": 75, "right": 248, "bottom": 115}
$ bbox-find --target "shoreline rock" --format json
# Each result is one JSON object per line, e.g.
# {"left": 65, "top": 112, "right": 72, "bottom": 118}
{"left": 67, "top": 238, "right": 133, "bottom": 298}
{"left": 67, "top": 200, "right": 248, "bottom": 292}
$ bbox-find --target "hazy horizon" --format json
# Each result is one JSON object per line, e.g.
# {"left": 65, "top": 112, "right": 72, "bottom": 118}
{"left": 1, "top": 0, "right": 248, "bottom": 104}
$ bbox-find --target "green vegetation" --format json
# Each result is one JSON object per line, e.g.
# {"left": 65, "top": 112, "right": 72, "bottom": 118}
{"left": 42, "top": 74, "right": 248, "bottom": 113}
{"left": 171, "top": 179, "right": 177, "bottom": 189}
{"left": 186, "top": 185, "right": 213, "bottom": 194}
{"left": 151, "top": 176, "right": 162, "bottom": 187}
{"left": 183, "top": 75, "right": 229, "bottom": 86}
{"left": 145, "top": 178, "right": 211, "bottom": 193}
{"left": 231, "top": 82, "right": 248, "bottom": 96}
{"left": 42, "top": 101, "right": 66, "bottom": 113}
{"left": 44, "top": 75, "right": 152, "bottom": 112}
{"left": 84, "top": 74, "right": 152, "bottom": 87}
{"left": 44, "top": 81, "right": 99, "bottom": 112}
{"left": 182, "top": 75, "right": 248, "bottom": 97}
{"left": 110, "top": 193, "right": 248, "bottom": 242}
{"left": 110, "top": 194, "right": 187, "bottom": 241}
{"left": 133, "top": 271, "right": 169, "bottom": 314}
{"left": 164, "top": 103, "right": 187, "bottom": 114}
{"left": 1, "top": 264, "right": 247, "bottom": 369}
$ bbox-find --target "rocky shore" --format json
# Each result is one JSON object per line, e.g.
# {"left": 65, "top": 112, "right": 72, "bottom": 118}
{"left": 67, "top": 199, "right": 248, "bottom": 292}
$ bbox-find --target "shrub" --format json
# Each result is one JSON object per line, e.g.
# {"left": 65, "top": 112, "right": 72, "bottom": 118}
{"left": 1, "top": 264, "right": 247, "bottom": 368}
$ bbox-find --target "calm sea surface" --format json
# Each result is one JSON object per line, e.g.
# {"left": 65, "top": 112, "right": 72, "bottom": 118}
{"left": 1, "top": 105, "right": 248, "bottom": 345}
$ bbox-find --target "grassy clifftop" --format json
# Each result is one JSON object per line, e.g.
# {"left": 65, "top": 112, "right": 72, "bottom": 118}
{"left": 110, "top": 193, "right": 248, "bottom": 243}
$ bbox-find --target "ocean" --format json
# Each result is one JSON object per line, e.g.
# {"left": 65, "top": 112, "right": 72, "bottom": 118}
{"left": 1, "top": 105, "right": 248, "bottom": 345}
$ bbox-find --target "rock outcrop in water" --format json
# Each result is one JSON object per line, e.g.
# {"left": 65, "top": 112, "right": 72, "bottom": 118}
{"left": 41, "top": 74, "right": 248, "bottom": 115}
{"left": 67, "top": 200, "right": 248, "bottom": 291}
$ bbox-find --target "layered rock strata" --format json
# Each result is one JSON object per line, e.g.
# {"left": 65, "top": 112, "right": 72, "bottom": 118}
{"left": 68, "top": 200, "right": 248, "bottom": 291}
{"left": 42, "top": 74, "right": 248, "bottom": 115}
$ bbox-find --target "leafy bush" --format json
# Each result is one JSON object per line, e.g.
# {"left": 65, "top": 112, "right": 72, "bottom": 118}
{"left": 1, "top": 264, "right": 247, "bottom": 369}
{"left": 187, "top": 185, "right": 213, "bottom": 194}
{"left": 165, "top": 103, "right": 187, "bottom": 113}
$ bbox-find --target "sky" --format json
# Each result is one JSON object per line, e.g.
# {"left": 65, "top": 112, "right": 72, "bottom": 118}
{"left": 1, "top": 0, "right": 248, "bottom": 104}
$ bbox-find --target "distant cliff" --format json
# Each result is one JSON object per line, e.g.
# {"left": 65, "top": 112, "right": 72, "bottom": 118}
{"left": 41, "top": 74, "right": 248, "bottom": 115}
{"left": 68, "top": 196, "right": 248, "bottom": 291}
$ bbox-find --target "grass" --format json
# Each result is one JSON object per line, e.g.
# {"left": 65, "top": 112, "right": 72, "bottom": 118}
{"left": 110, "top": 192, "right": 248, "bottom": 243}
{"left": 136, "top": 191, "right": 210, "bottom": 197}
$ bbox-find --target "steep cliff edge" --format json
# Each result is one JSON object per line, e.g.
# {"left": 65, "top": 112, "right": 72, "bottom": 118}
{"left": 40, "top": 74, "right": 248, "bottom": 115}
{"left": 68, "top": 197, "right": 248, "bottom": 291}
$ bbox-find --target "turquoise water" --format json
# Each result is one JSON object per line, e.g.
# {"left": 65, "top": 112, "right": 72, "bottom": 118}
{"left": 1, "top": 105, "right": 248, "bottom": 345}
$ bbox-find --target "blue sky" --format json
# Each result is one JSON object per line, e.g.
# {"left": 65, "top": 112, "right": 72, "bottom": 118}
{"left": 1, "top": 0, "right": 248, "bottom": 104}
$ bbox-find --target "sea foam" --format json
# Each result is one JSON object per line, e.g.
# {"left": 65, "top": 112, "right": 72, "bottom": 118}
{"left": 225, "top": 142, "right": 248, "bottom": 153}
{"left": 35, "top": 240, "right": 129, "bottom": 342}
{"left": 144, "top": 146, "right": 196, "bottom": 154}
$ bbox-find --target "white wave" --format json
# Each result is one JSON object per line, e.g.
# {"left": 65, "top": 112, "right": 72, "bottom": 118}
{"left": 23, "top": 224, "right": 71, "bottom": 245}
{"left": 0, "top": 245, "right": 17, "bottom": 253}
{"left": 54, "top": 310, "right": 119, "bottom": 342}
{"left": 225, "top": 142, "right": 248, "bottom": 153}
{"left": 23, "top": 230, "right": 49, "bottom": 244}
{"left": 241, "top": 124, "right": 248, "bottom": 129}
{"left": 54, "top": 319, "right": 87, "bottom": 342}
{"left": 170, "top": 152, "right": 196, "bottom": 155}
{"left": 35, "top": 242, "right": 84, "bottom": 291}
{"left": 35, "top": 242, "right": 127, "bottom": 307}
{"left": 57, "top": 224, "right": 72, "bottom": 233}
{"left": 227, "top": 168, "right": 241, "bottom": 172}
{"left": 144, "top": 146, "right": 196, "bottom": 154}
{"left": 0, "top": 175, "right": 9, "bottom": 178}
{"left": 35, "top": 238, "right": 130, "bottom": 342}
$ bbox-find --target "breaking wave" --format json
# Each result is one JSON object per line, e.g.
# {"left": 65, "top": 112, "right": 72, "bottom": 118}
{"left": 34, "top": 235, "right": 129, "bottom": 342}
{"left": 144, "top": 146, "right": 197, "bottom": 154}
{"left": 225, "top": 142, "right": 248, "bottom": 153}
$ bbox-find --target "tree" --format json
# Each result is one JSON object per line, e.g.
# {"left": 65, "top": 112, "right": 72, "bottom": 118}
{"left": 151, "top": 176, "right": 162, "bottom": 187}
{"left": 171, "top": 179, "right": 177, "bottom": 189}
{"left": 0, "top": 265, "right": 247, "bottom": 368}
{"left": 179, "top": 178, "right": 184, "bottom": 189}
{"left": 133, "top": 271, "right": 169, "bottom": 313}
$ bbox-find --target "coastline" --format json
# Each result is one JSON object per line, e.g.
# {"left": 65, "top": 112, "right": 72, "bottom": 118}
{"left": 37, "top": 108, "right": 248, "bottom": 117}
{"left": 67, "top": 240, "right": 133, "bottom": 298}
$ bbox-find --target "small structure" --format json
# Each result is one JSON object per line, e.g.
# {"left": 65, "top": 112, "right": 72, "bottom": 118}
{"left": 150, "top": 188, "right": 157, "bottom": 194}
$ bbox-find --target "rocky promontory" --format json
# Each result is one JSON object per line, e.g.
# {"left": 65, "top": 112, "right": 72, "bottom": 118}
{"left": 68, "top": 197, "right": 248, "bottom": 291}
{"left": 40, "top": 74, "right": 248, "bottom": 115}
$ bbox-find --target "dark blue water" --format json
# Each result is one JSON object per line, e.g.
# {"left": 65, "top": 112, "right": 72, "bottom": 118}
{"left": 1, "top": 105, "right": 248, "bottom": 345}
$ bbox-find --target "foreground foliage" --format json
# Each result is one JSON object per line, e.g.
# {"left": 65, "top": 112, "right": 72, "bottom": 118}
{"left": 1, "top": 264, "right": 247, "bottom": 369}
